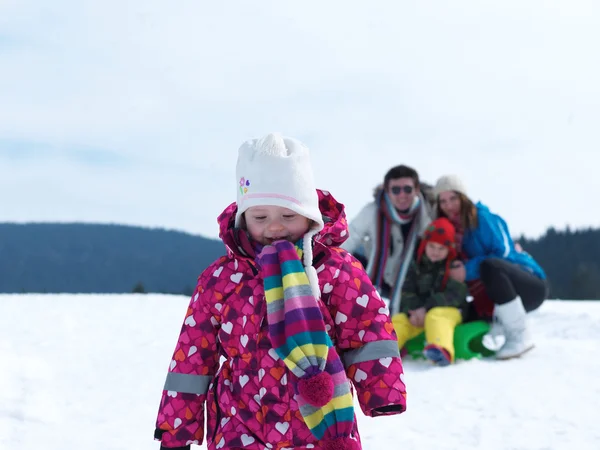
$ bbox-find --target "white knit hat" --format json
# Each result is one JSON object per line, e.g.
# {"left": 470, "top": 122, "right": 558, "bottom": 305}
{"left": 434, "top": 175, "right": 468, "bottom": 198}
{"left": 235, "top": 132, "right": 324, "bottom": 231}
{"left": 235, "top": 132, "right": 324, "bottom": 298}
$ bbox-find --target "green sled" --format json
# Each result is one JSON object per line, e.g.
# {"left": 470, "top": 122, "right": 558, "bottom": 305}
{"left": 403, "top": 320, "right": 496, "bottom": 361}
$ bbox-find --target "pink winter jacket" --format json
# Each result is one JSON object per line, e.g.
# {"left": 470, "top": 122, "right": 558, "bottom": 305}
{"left": 154, "top": 190, "right": 407, "bottom": 450}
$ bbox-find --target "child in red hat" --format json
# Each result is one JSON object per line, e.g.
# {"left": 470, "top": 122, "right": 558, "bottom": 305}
{"left": 391, "top": 217, "right": 469, "bottom": 366}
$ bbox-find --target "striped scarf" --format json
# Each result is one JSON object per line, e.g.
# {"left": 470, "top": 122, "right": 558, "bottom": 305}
{"left": 369, "top": 191, "right": 421, "bottom": 314}
{"left": 257, "top": 239, "right": 355, "bottom": 444}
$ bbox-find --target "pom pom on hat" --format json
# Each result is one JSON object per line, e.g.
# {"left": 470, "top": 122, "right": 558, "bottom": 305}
{"left": 235, "top": 132, "right": 324, "bottom": 231}
{"left": 434, "top": 175, "right": 468, "bottom": 198}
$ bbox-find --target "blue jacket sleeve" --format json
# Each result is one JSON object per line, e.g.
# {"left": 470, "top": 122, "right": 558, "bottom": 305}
{"left": 465, "top": 211, "right": 512, "bottom": 281}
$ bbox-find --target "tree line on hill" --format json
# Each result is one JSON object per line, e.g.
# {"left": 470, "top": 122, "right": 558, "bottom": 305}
{"left": 0, "top": 223, "right": 598, "bottom": 300}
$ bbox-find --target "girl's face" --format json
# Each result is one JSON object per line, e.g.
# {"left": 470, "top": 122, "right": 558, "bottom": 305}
{"left": 244, "top": 205, "right": 311, "bottom": 245}
{"left": 425, "top": 241, "right": 449, "bottom": 262}
{"left": 438, "top": 191, "right": 462, "bottom": 219}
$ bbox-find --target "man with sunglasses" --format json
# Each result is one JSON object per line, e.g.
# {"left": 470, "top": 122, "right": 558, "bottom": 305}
{"left": 342, "top": 165, "right": 433, "bottom": 316}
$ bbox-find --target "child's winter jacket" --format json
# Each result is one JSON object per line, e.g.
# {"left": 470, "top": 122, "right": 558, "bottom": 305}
{"left": 400, "top": 256, "right": 468, "bottom": 316}
{"left": 154, "top": 190, "right": 407, "bottom": 450}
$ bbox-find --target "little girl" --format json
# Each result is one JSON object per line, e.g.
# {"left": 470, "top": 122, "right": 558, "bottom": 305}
{"left": 391, "top": 217, "right": 468, "bottom": 366}
{"left": 154, "top": 133, "right": 407, "bottom": 450}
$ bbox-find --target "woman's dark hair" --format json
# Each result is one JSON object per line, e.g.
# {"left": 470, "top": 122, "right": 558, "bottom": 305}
{"left": 436, "top": 192, "right": 478, "bottom": 230}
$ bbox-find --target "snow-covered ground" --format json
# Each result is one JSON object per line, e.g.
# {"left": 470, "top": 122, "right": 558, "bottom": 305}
{"left": 1, "top": 294, "right": 599, "bottom": 450}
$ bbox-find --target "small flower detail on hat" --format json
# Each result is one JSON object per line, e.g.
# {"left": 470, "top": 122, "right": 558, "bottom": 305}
{"left": 239, "top": 177, "right": 251, "bottom": 195}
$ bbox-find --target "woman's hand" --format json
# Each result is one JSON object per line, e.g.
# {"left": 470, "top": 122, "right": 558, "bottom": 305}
{"left": 449, "top": 260, "right": 466, "bottom": 283}
{"left": 408, "top": 307, "right": 426, "bottom": 328}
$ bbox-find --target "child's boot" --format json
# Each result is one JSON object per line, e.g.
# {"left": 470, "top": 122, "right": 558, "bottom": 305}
{"left": 423, "top": 344, "right": 451, "bottom": 366}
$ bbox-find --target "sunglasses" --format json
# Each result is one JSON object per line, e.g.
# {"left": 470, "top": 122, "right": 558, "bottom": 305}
{"left": 390, "top": 185, "right": 414, "bottom": 195}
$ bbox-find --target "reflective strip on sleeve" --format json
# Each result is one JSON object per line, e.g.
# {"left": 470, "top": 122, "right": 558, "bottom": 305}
{"left": 163, "top": 372, "right": 212, "bottom": 395}
{"left": 343, "top": 340, "right": 400, "bottom": 367}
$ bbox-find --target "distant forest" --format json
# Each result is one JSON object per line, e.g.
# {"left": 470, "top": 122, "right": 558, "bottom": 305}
{"left": 0, "top": 223, "right": 224, "bottom": 296}
{"left": 0, "top": 223, "right": 598, "bottom": 300}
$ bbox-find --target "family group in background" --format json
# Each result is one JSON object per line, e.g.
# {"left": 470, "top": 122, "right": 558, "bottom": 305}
{"left": 153, "top": 133, "right": 548, "bottom": 450}
{"left": 341, "top": 165, "right": 548, "bottom": 365}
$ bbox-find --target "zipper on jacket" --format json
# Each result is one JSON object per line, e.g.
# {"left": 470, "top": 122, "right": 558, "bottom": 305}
{"left": 313, "top": 249, "right": 326, "bottom": 267}
{"left": 210, "top": 376, "right": 221, "bottom": 445}
{"left": 248, "top": 260, "right": 258, "bottom": 276}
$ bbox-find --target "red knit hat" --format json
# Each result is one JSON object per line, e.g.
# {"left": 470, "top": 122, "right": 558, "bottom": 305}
{"left": 417, "top": 218, "right": 458, "bottom": 288}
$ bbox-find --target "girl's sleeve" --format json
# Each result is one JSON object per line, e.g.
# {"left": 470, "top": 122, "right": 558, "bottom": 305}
{"left": 324, "top": 249, "right": 407, "bottom": 417}
{"left": 154, "top": 263, "right": 223, "bottom": 448}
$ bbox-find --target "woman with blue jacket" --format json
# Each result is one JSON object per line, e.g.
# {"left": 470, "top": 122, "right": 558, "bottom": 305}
{"left": 433, "top": 175, "right": 549, "bottom": 360}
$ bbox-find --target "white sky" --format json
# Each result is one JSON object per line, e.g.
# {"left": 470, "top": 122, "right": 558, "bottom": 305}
{"left": 1, "top": 0, "right": 599, "bottom": 240}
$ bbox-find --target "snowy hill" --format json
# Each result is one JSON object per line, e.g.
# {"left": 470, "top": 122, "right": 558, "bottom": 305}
{"left": 1, "top": 294, "right": 599, "bottom": 450}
